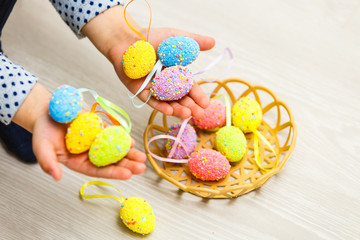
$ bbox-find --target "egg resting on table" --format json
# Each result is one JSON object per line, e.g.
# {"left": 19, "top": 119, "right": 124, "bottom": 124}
{"left": 120, "top": 197, "right": 156, "bottom": 235}
{"left": 122, "top": 40, "right": 156, "bottom": 79}
{"left": 192, "top": 99, "right": 226, "bottom": 131}
{"left": 232, "top": 97, "right": 263, "bottom": 133}
{"left": 188, "top": 149, "right": 230, "bottom": 181}
{"left": 157, "top": 36, "right": 200, "bottom": 67}
{"left": 49, "top": 85, "right": 83, "bottom": 123}
{"left": 215, "top": 126, "right": 247, "bottom": 162}
{"left": 89, "top": 126, "right": 131, "bottom": 167}
{"left": 165, "top": 122, "right": 197, "bottom": 159}
{"left": 150, "top": 66, "right": 194, "bottom": 101}
{"left": 65, "top": 112, "right": 104, "bottom": 154}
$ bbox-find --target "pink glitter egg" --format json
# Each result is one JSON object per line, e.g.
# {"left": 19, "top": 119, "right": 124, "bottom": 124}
{"left": 188, "top": 149, "right": 230, "bottom": 181}
{"left": 165, "top": 122, "right": 197, "bottom": 159}
{"left": 150, "top": 66, "right": 194, "bottom": 101}
{"left": 192, "top": 99, "right": 226, "bottom": 131}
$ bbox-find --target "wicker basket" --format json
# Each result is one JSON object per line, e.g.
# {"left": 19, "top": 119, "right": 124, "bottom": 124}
{"left": 144, "top": 78, "right": 297, "bottom": 198}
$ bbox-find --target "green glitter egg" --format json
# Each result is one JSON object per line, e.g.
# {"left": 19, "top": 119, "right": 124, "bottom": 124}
{"left": 120, "top": 197, "right": 156, "bottom": 234}
{"left": 89, "top": 126, "right": 131, "bottom": 167}
{"left": 215, "top": 126, "right": 247, "bottom": 162}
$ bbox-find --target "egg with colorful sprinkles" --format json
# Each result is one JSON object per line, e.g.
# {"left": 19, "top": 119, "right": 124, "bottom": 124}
{"left": 65, "top": 112, "right": 104, "bottom": 154}
{"left": 158, "top": 36, "right": 200, "bottom": 67}
{"left": 49, "top": 85, "right": 83, "bottom": 123}
{"left": 165, "top": 122, "right": 197, "bottom": 159}
{"left": 150, "top": 66, "right": 194, "bottom": 101}
{"left": 188, "top": 149, "right": 230, "bottom": 181}
{"left": 232, "top": 97, "right": 263, "bottom": 133}
{"left": 215, "top": 126, "right": 247, "bottom": 162}
{"left": 192, "top": 99, "right": 226, "bottom": 131}
{"left": 89, "top": 126, "right": 131, "bottom": 167}
{"left": 122, "top": 40, "right": 156, "bottom": 79}
{"left": 120, "top": 197, "right": 156, "bottom": 235}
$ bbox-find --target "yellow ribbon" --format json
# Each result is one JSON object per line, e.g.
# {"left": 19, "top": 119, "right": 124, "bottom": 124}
{"left": 212, "top": 94, "right": 278, "bottom": 171}
{"left": 253, "top": 129, "right": 279, "bottom": 172}
{"left": 80, "top": 181, "right": 125, "bottom": 204}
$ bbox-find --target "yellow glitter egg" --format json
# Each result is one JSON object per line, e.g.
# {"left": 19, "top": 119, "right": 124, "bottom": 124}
{"left": 65, "top": 112, "right": 104, "bottom": 154}
{"left": 89, "top": 126, "right": 131, "bottom": 167}
{"left": 215, "top": 126, "right": 247, "bottom": 162}
{"left": 232, "top": 97, "right": 263, "bottom": 133}
{"left": 120, "top": 197, "right": 156, "bottom": 235}
{"left": 123, "top": 40, "right": 156, "bottom": 79}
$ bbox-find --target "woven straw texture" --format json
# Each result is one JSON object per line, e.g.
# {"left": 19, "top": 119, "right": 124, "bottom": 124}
{"left": 144, "top": 78, "right": 297, "bottom": 198}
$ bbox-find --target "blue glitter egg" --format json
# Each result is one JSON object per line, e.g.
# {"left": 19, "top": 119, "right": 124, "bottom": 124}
{"left": 49, "top": 85, "right": 83, "bottom": 123}
{"left": 158, "top": 36, "right": 200, "bottom": 67}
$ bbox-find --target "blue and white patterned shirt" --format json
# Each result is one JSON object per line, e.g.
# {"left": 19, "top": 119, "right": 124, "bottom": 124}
{"left": 0, "top": 0, "right": 124, "bottom": 124}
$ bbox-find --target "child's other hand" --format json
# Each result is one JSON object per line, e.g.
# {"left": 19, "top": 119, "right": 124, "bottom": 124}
{"left": 110, "top": 28, "right": 215, "bottom": 120}
{"left": 32, "top": 114, "right": 146, "bottom": 181}
{"left": 82, "top": 5, "right": 216, "bottom": 119}
{"left": 13, "top": 83, "right": 146, "bottom": 181}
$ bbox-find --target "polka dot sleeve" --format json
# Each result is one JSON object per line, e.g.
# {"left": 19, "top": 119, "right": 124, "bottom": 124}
{"left": 50, "top": 0, "right": 124, "bottom": 38}
{"left": 0, "top": 53, "right": 37, "bottom": 125}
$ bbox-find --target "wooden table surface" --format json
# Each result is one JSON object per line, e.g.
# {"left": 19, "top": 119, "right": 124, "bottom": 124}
{"left": 1, "top": 0, "right": 359, "bottom": 239}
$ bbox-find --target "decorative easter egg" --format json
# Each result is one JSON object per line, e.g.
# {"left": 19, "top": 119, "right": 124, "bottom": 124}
{"left": 150, "top": 66, "right": 194, "bottom": 101}
{"left": 89, "top": 126, "right": 131, "bottom": 167}
{"left": 122, "top": 40, "right": 156, "bottom": 79}
{"left": 232, "top": 97, "right": 263, "bottom": 133}
{"left": 49, "top": 85, "right": 83, "bottom": 123}
{"left": 158, "top": 36, "right": 200, "bottom": 67}
{"left": 120, "top": 197, "right": 156, "bottom": 235}
{"left": 65, "top": 112, "right": 104, "bottom": 154}
{"left": 165, "top": 122, "right": 197, "bottom": 159}
{"left": 188, "top": 149, "right": 230, "bottom": 181}
{"left": 192, "top": 99, "right": 226, "bottom": 131}
{"left": 215, "top": 126, "right": 247, "bottom": 162}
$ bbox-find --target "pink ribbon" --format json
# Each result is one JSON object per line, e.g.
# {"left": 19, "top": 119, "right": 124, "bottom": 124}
{"left": 194, "top": 47, "right": 234, "bottom": 82}
{"left": 146, "top": 117, "right": 192, "bottom": 163}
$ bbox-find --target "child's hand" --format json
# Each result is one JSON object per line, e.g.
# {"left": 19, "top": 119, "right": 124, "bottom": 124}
{"left": 111, "top": 27, "right": 215, "bottom": 120}
{"left": 13, "top": 83, "right": 146, "bottom": 181}
{"left": 32, "top": 115, "right": 146, "bottom": 181}
{"left": 83, "top": 5, "right": 216, "bottom": 119}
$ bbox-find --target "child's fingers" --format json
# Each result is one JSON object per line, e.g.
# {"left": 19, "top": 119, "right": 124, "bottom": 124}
{"left": 94, "top": 165, "right": 133, "bottom": 180}
{"left": 147, "top": 97, "right": 174, "bottom": 116}
{"left": 132, "top": 87, "right": 173, "bottom": 115}
{"left": 125, "top": 148, "right": 147, "bottom": 163}
{"left": 61, "top": 154, "right": 133, "bottom": 180}
{"left": 188, "top": 83, "right": 210, "bottom": 109}
{"left": 86, "top": 158, "right": 146, "bottom": 179}
{"left": 116, "top": 157, "right": 146, "bottom": 175}
{"left": 178, "top": 96, "right": 205, "bottom": 119}
{"left": 60, "top": 147, "right": 146, "bottom": 180}
{"left": 33, "top": 139, "right": 62, "bottom": 181}
{"left": 169, "top": 101, "right": 191, "bottom": 119}
{"left": 169, "top": 28, "right": 216, "bottom": 51}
